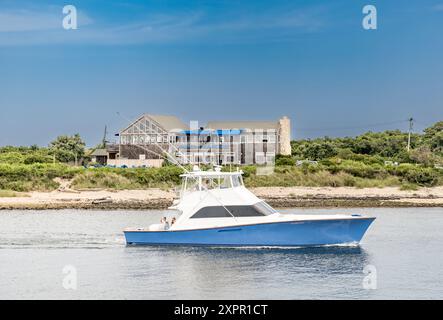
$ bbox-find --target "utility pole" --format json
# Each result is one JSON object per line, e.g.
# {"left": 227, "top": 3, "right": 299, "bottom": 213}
{"left": 407, "top": 117, "right": 414, "bottom": 152}
{"left": 102, "top": 125, "right": 108, "bottom": 148}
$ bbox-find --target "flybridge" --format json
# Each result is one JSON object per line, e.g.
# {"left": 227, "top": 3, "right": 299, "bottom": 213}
{"left": 179, "top": 167, "right": 245, "bottom": 193}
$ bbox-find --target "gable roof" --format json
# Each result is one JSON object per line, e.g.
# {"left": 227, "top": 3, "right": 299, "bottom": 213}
{"left": 206, "top": 120, "right": 279, "bottom": 130}
{"left": 90, "top": 148, "right": 108, "bottom": 156}
{"left": 146, "top": 114, "right": 189, "bottom": 131}
{"left": 120, "top": 114, "right": 189, "bottom": 134}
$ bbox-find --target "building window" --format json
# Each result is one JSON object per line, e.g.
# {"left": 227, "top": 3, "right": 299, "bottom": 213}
{"left": 256, "top": 152, "right": 265, "bottom": 164}
{"left": 266, "top": 152, "right": 275, "bottom": 163}
{"left": 268, "top": 134, "right": 276, "bottom": 143}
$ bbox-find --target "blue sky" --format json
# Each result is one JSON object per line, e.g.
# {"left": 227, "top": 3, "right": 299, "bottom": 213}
{"left": 0, "top": 0, "right": 442, "bottom": 146}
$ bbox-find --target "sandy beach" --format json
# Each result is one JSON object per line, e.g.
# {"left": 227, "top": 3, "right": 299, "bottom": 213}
{"left": 1, "top": 186, "right": 443, "bottom": 210}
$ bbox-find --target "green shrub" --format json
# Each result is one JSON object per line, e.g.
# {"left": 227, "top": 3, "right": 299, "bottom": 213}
{"left": 404, "top": 168, "right": 439, "bottom": 186}
{"left": 24, "top": 154, "right": 53, "bottom": 164}
{"left": 239, "top": 165, "right": 256, "bottom": 177}
{"left": 0, "top": 152, "right": 24, "bottom": 164}
{"left": 0, "top": 163, "right": 82, "bottom": 191}
{"left": 71, "top": 166, "right": 184, "bottom": 190}
{"left": 330, "top": 160, "right": 386, "bottom": 179}
{"left": 71, "top": 170, "right": 135, "bottom": 189}
{"left": 400, "top": 182, "right": 419, "bottom": 191}
{"left": 275, "top": 155, "right": 295, "bottom": 166}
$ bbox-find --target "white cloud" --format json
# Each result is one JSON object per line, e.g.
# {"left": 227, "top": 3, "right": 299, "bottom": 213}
{"left": 0, "top": 6, "right": 325, "bottom": 46}
{"left": 0, "top": 8, "right": 93, "bottom": 33}
{"left": 0, "top": 11, "right": 58, "bottom": 32}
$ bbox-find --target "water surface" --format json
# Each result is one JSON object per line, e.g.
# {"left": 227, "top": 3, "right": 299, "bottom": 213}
{"left": 0, "top": 208, "right": 442, "bottom": 299}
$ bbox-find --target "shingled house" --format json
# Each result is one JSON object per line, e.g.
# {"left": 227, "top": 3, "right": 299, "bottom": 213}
{"left": 106, "top": 114, "right": 291, "bottom": 167}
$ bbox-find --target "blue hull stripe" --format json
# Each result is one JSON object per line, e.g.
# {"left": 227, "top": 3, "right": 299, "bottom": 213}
{"left": 124, "top": 218, "right": 375, "bottom": 247}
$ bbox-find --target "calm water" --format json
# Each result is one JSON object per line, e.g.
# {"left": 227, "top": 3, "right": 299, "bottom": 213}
{"left": 0, "top": 207, "right": 442, "bottom": 299}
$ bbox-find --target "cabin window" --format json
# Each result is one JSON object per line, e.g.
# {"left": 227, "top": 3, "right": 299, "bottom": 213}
{"left": 202, "top": 178, "right": 217, "bottom": 190}
{"left": 190, "top": 203, "right": 274, "bottom": 218}
{"left": 219, "top": 177, "right": 232, "bottom": 189}
{"left": 253, "top": 201, "right": 277, "bottom": 215}
{"left": 185, "top": 177, "right": 200, "bottom": 192}
{"left": 182, "top": 174, "right": 247, "bottom": 192}
{"left": 231, "top": 175, "right": 242, "bottom": 187}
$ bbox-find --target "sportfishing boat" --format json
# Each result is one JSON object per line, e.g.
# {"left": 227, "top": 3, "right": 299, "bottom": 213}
{"left": 124, "top": 167, "right": 375, "bottom": 247}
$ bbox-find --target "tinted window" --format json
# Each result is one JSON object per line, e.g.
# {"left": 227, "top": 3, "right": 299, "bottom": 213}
{"left": 254, "top": 201, "right": 277, "bottom": 215}
{"left": 191, "top": 205, "right": 267, "bottom": 218}
{"left": 232, "top": 176, "right": 241, "bottom": 187}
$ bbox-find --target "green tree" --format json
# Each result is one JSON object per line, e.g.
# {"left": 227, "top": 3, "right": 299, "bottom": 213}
{"left": 422, "top": 121, "right": 443, "bottom": 155}
{"left": 49, "top": 134, "right": 85, "bottom": 163}
{"left": 303, "top": 142, "right": 338, "bottom": 160}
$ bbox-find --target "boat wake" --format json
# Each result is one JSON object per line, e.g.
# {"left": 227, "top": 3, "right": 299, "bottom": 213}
{"left": 184, "top": 241, "right": 361, "bottom": 250}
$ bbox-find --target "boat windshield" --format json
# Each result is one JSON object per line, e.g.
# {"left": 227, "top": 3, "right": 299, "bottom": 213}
{"left": 184, "top": 177, "right": 200, "bottom": 192}
{"left": 183, "top": 174, "right": 243, "bottom": 192}
{"left": 190, "top": 201, "right": 277, "bottom": 219}
{"left": 253, "top": 201, "right": 278, "bottom": 215}
{"left": 231, "top": 175, "right": 243, "bottom": 187}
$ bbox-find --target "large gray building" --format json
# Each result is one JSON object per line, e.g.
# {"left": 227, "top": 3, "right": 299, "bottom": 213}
{"left": 106, "top": 114, "right": 291, "bottom": 167}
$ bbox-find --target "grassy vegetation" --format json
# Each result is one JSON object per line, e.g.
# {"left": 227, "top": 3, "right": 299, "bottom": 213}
{"left": 0, "top": 163, "right": 82, "bottom": 192}
{"left": 0, "top": 122, "right": 442, "bottom": 192}
{"left": 2, "top": 162, "right": 439, "bottom": 192}
{"left": 71, "top": 166, "right": 183, "bottom": 190}
{"left": 0, "top": 190, "right": 29, "bottom": 197}
{"left": 241, "top": 162, "right": 442, "bottom": 188}
{"left": 244, "top": 166, "right": 402, "bottom": 188}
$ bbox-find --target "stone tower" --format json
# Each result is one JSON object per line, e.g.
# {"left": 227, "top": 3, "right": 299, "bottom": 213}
{"left": 278, "top": 116, "right": 291, "bottom": 155}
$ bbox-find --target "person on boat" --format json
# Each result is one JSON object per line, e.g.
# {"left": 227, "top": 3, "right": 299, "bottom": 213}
{"left": 163, "top": 217, "right": 170, "bottom": 230}
{"left": 160, "top": 216, "right": 169, "bottom": 230}
{"left": 171, "top": 217, "right": 176, "bottom": 225}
